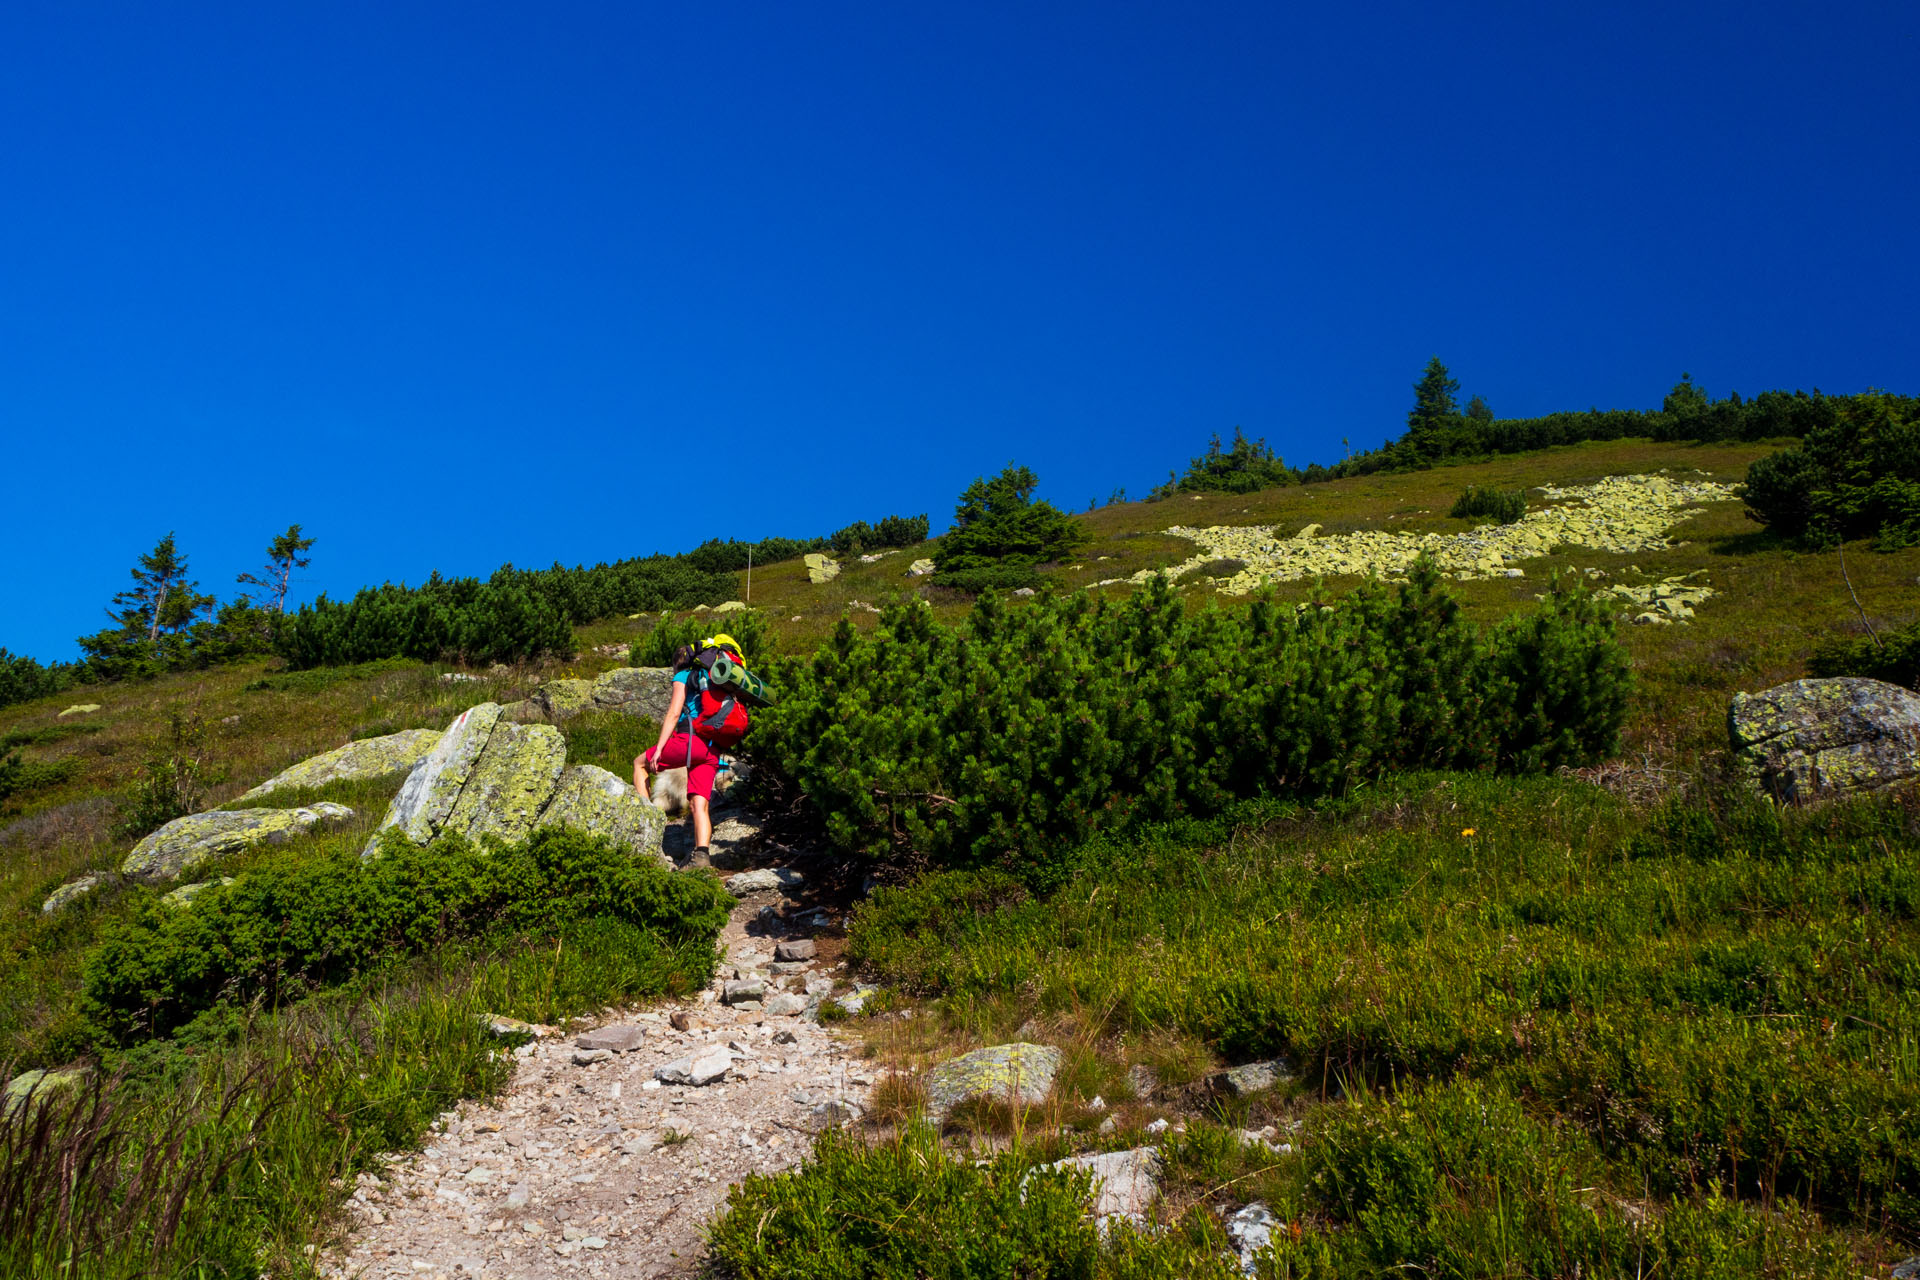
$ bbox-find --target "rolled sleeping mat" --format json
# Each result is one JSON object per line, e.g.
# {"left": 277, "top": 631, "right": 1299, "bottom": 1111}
{"left": 707, "top": 655, "right": 774, "bottom": 707}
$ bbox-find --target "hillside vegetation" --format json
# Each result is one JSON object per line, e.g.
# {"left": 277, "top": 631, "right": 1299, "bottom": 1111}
{"left": 2, "top": 411, "right": 1919, "bottom": 1275}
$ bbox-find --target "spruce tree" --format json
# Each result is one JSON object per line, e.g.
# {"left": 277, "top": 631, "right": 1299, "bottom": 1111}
{"left": 1405, "top": 357, "right": 1461, "bottom": 463}
{"left": 236, "top": 524, "right": 316, "bottom": 613}
{"left": 110, "top": 533, "right": 213, "bottom": 642}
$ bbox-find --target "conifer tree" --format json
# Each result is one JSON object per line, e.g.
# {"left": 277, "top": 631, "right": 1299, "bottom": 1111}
{"left": 236, "top": 524, "right": 316, "bottom": 613}
{"left": 1405, "top": 357, "right": 1461, "bottom": 462}
{"left": 110, "top": 533, "right": 213, "bottom": 642}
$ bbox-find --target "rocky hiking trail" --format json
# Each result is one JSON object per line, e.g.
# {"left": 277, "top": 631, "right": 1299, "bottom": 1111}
{"left": 321, "top": 824, "right": 873, "bottom": 1280}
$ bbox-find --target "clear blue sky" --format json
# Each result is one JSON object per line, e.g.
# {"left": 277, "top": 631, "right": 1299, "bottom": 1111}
{"left": 4, "top": 1, "right": 1916, "bottom": 660}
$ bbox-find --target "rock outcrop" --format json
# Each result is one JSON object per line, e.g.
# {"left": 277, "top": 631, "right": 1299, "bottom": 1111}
{"left": 1730, "top": 677, "right": 1920, "bottom": 805}
{"left": 923, "top": 1042, "right": 1062, "bottom": 1117}
{"left": 366, "top": 703, "right": 666, "bottom": 863}
{"left": 804, "top": 553, "right": 840, "bottom": 584}
{"left": 122, "top": 802, "right": 355, "bottom": 885}
{"left": 238, "top": 729, "right": 442, "bottom": 801}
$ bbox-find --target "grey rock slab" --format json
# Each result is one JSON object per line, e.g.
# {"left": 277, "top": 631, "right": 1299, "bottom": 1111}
{"left": 723, "top": 979, "right": 767, "bottom": 1005}
{"left": 368, "top": 702, "right": 503, "bottom": 853}
{"left": 1730, "top": 677, "right": 1920, "bottom": 805}
{"left": 769, "top": 960, "right": 813, "bottom": 976}
{"left": 41, "top": 874, "right": 102, "bottom": 915}
{"left": 572, "top": 1048, "right": 614, "bottom": 1066}
{"left": 238, "top": 729, "right": 442, "bottom": 801}
{"left": 534, "top": 764, "right": 667, "bottom": 864}
{"left": 774, "top": 939, "right": 816, "bottom": 961}
{"left": 124, "top": 804, "right": 354, "bottom": 884}
{"left": 575, "top": 1024, "right": 646, "bottom": 1053}
{"left": 1213, "top": 1059, "right": 1291, "bottom": 1097}
{"left": 443, "top": 720, "right": 567, "bottom": 846}
{"left": 655, "top": 1045, "right": 732, "bottom": 1086}
{"left": 763, "top": 993, "right": 807, "bottom": 1017}
{"left": 923, "top": 1043, "right": 1062, "bottom": 1117}
{"left": 1226, "top": 1203, "right": 1279, "bottom": 1274}
{"left": 808, "top": 1097, "right": 864, "bottom": 1129}
{"left": 726, "top": 867, "right": 803, "bottom": 897}
{"left": 1044, "top": 1147, "right": 1162, "bottom": 1229}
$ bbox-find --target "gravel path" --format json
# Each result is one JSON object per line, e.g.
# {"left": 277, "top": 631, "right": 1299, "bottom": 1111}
{"left": 322, "top": 865, "right": 868, "bottom": 1280}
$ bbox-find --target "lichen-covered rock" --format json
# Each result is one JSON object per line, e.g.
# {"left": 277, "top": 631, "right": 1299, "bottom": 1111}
{"left": 1730, "top": 677, "right": 1920, "bottom": 805}
{"left": 367, "top": 703, "right": 503, "bottom": 853}
{"left": 58, "top": 704, "right": 102, "bottom": 718}
{"left": 3, "top": 1068, "right": 85, "bottom": 1114}
{"left": 591, "top": 667, "right": 675, "bottom": 720}
{"left": 123, "top": 804, "right": 354, "bottom": 884}
{"left": 534, "top": 764, "right": 667, "bottom": 863}
{"left": 444, "top": 721, "right": 567, "bottom": 846}
{"left": 1148, "top": 473, "right": 1739, "bottom": 595}
{"left": 532, "top": 679, "right": 596, "bottom": 722}
{"left": 923, "top": 1042, "right": 1062, "bottom": 1117}
{"left": 41, "top": 874, "right": 103, "bottom": 915}
{"left": 238, "top": 729, "right": 442, "bottom": 801}
{"left": 907, "top": 558, "right": 935, "bottom": 576}
{"left": 162, "top": 876, "right": 236, "bottom": 908}
{"left": 1212, "top": 1058, "right": 1292, "bottom": 1096}
{"left": 804, "top": 553, "right": 840, "bottom": 584}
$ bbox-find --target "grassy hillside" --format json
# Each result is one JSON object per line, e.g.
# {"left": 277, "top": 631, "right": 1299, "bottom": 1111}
{"left": 2, "top": 433, "right": 1917, "bottom": 1275}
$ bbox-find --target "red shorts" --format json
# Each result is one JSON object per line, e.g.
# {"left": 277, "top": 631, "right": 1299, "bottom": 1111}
{"left": 644, "top": 733, "right": 720, "bottom": 801}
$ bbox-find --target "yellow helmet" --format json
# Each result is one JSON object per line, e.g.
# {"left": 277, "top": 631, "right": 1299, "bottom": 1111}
{"left": 704, "top": 633, "right": 742, "bottom": 659}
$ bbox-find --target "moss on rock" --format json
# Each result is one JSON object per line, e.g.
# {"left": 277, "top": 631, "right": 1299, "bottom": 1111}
{"left": 237, "top": 728, "right": 442, "bottom": 801}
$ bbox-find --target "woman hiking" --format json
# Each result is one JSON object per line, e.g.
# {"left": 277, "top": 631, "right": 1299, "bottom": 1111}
{"left": 635, "top": 633, "right": 752, "bottom": 867}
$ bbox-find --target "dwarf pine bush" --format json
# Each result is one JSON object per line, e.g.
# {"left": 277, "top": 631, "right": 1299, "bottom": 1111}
{"left": 1448, "top": 484, "right": 1528, "bottom": 524}
{"left": 756, "top": 560, "right": 1628, "bottom": 869}
{"left": 81, "top": 826, "right": 732, "bottom": 1042}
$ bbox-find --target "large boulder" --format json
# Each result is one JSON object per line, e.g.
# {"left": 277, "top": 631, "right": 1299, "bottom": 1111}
{"left": 804, "top": 553, "right": 840, "bottom": 584}
{"left": 123, "top": 802, "right": 354, "bottom": 884}
{"left": 535, "top": 765, "right": 667, "bottom": 863}
{"left": 923, "top": 1043, "right": 1062, "bottom": 1118}
{"left": 510, "top": 668, "right": 676, "bottom": 725}
{"left": 365, "top": 704, "right": 665, "bottom": 863}
{"left": 442, "top": 721, "right": 567, "bottom": 847}
{"left": 237, "top": 729, "right": 442, "bottom": 801}
{"left": 588, "top": 667, "right": 675, "bottom": 720}
{"left": 1730, "top": 677, "right": 1920, "bottom": 805}
{"left": 367, "top": 703, "right": 503, "bottom": 852}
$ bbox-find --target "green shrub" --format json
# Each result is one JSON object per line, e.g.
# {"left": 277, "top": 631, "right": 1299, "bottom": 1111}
{"left": 0, "top": 648, "right": 82, "bottom": 710}
{"left": 1744, "top": 390, "right": 1920, "bottom": 547}
{"left": 81, "top": 826, "right": 732, "bottom": 1042}
{"left": 709, "top": 1124, "right": 1241, "bottom": 1279}
{"left": 756, "top": 561, "right": 1628, "bottom": 869}
{"left": 630, "top": 609, "right": 774, "bottom": 667}
{"left": 1152, "top": 427, "right": 1294, "bottom": 498}
{"left": 830, "top": 514, "right": 930, "bottom": 556}
{"left": 1808, "top": 620, "right": 1920, "bottom": 689}
{"left": 0, "top": 754, "right": 77, "bottom": 808}
{"left": 932, "top": 465, "right": 1090, "bottom": 592}
{"left": 1282, "top": 1080, "right": 1855, "bottom": 1279}
{"left": 1448, "top": 484, "right": 1527, "bottom": 524}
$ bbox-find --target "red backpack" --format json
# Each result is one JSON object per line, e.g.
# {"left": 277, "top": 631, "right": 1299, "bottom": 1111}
{"left": 685, "top": 647, "right": 751, "bottom": 747}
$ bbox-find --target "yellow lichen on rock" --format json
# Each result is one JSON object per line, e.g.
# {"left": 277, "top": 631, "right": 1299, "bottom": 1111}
{"left": 1137, "top": 473, "right": 1738, "bottom": 595}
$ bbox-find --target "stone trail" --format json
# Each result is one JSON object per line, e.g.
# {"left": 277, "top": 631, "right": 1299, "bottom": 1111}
{"left": 321, "top": 871, "right": 870, "bottom": 1280}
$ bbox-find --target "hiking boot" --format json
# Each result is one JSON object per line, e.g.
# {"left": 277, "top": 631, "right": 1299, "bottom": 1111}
{"left": 687, "top": 844, "right": 712, "bottom": 869}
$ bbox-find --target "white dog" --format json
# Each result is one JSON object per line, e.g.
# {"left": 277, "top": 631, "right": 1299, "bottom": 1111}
{"left": 649, "top": 766, "right": 690, "bottom": 815}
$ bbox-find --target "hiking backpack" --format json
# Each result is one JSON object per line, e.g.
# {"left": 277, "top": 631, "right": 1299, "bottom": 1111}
{"left": 683, "top": 646, "right": 771, "bottom": 746}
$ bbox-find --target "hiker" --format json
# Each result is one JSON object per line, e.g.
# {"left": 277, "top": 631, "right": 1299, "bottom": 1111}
{"left": 635, "top": 633, "right": 754, "bottom": 867}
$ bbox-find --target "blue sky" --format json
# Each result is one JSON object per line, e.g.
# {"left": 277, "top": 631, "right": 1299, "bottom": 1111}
{"left": 3, "top": 1, "right": 1916, "bottom": 660}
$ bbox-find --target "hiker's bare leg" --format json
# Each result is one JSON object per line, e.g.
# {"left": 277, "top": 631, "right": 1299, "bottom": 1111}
{"left": 633, "top": 755, "right": 652, "bottom": 805}
{"left": 691, "top": 794, "right": 712, "bottom": 849}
